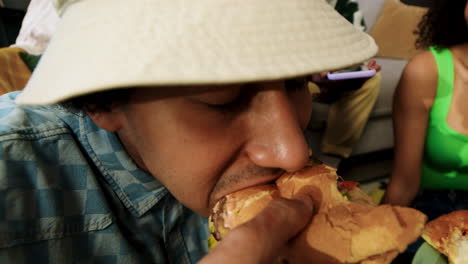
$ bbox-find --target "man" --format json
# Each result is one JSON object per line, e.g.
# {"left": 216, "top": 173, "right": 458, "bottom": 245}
{"left": 311, "top": 0, "right": 382, "bottom": 166}
{"left": 0, "top": 0, "right": 377, "bottom": 262}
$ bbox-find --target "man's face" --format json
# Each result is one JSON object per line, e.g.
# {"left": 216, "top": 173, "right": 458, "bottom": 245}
{"left": 95, "top": 79, "right": 312, "bottom": 217}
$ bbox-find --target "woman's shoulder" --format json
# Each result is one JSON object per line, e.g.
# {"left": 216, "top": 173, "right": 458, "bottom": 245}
{"left": 404, "top": 50, "right": 438, "bottom": 80}
{"left": 397, "top": 50, "right": 439, "bottom": 109}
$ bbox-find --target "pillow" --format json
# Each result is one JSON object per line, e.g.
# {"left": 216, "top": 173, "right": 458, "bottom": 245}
{"left": 19, "top": 52, "right": 41, "bottom": 72}
{"left": 0, "top": 47, "right": 31, "bottom": 94}
{"left": 369, "top": 0, "right": 428, "bottom": 60}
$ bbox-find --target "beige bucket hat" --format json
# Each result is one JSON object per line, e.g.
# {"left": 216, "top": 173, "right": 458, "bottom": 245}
{"left": 16, "top": 0, "right": 378, "bottom": 105}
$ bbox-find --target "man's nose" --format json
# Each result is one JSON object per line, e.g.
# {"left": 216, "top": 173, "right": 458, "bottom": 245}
{"left": 245, "top": 89, "right": 311, "bottom": 172}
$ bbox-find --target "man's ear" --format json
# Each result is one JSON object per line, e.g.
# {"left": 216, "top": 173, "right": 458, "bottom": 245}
{"left": 86, "top": 110, "right": 123, "bottom": 132}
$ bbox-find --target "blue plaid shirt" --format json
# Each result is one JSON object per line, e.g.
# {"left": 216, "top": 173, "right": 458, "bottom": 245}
{"left": 0, "top": 91, "right": 209, "bottom": 263}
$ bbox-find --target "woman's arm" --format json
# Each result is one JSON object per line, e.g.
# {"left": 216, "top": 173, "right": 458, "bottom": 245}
{"left": 384, "top": 51, "right": 438, "bottom": 206}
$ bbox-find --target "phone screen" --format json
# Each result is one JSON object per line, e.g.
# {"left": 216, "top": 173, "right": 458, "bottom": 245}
{"left": 332, "top": 65, "right": 368, "bottom": 74}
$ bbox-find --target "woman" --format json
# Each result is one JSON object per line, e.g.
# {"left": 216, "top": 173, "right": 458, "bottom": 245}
{"left": 384, "top": 0, "right": 468, "bottom": 222}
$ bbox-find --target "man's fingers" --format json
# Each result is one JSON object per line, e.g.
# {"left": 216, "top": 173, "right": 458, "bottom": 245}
{"left": 310, "top": 72, "right": 329, "bottom": 83}
{"left": 241, "top": 194, "right": 314, "bottom": 249}
{"left": 199, "top": 195, "right": 314, "bottom": 264}
{"left": 367, "top": 59, "right": 382, "bottom": 72}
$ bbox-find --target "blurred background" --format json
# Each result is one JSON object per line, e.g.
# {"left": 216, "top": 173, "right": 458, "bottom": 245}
{"left": 0, "top": 0, "right": 28, "bottom": 47}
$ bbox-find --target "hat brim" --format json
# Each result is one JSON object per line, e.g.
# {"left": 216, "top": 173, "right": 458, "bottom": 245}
{"left": 17, "top": 0, "right": 378, "bottom": 105}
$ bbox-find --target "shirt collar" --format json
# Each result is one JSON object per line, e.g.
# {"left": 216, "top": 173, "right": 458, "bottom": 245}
{"left": 71, "top": 109, "right": 168, "bottom": 217}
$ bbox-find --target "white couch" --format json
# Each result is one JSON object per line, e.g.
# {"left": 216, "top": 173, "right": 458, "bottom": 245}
{"left": 307, "top": 0, "right": 408, "bottom": 160}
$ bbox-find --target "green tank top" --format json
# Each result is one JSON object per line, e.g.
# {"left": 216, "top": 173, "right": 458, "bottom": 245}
{"left": 421, "top": 47, "right": 468, "bottom": 189}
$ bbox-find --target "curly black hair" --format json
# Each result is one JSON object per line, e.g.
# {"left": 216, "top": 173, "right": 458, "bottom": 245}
{"left": 416, "top": 0, "right": 468, "bottom": 49}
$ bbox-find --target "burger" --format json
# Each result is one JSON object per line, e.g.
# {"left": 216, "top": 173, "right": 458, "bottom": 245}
{"left": 209, "top": 162, "right": 427, "bottom": 264}
{"left": 422, "top": 210, "right": 468, "bottom": 264}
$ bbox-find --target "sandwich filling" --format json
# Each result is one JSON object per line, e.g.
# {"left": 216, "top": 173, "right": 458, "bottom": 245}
{"left": 453, "top": 231, "right": 467, "bottom": 264}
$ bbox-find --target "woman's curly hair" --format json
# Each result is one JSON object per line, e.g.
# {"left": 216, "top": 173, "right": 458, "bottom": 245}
{"left": 416, "top": 0, "right": 468, "bottom": 49}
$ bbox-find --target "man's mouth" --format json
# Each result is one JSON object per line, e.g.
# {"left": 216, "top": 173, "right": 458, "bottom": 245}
{"left": 209, "top": 169, "right": 283, "bottom": 209}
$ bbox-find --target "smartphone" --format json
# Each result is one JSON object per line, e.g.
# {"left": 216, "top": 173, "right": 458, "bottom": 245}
{"left": 327, "top": 65, "right": 376, "bottom": 81}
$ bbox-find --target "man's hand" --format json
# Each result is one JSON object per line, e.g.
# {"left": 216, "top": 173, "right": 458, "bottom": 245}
{"left": 199, "top": 195, "right": 314, "bottom": 264}
{"left": 366, "top": 60, "right": 381, "bottom": 72}
{"left": 311, "top": 60, "right": 381, "bottom": 103}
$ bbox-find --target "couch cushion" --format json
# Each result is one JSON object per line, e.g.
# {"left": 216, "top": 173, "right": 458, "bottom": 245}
{"left": 373, "top": 57, "right": 407, "bottom": 117}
